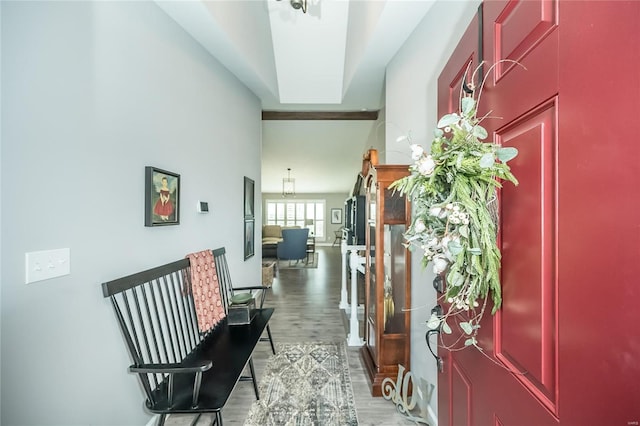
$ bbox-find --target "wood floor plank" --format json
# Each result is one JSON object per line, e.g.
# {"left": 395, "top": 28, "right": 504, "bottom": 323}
{"left": 165, "top": 246, "right": 418, "bottom": 426}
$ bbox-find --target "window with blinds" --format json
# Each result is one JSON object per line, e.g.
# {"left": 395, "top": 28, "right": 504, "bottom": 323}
{"left": 265, "top": 199, "right": 325, "bottom": 239}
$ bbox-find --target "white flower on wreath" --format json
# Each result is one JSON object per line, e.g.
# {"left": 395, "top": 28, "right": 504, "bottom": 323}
{"left": 426, "top": 237, "right": 439, "bottom": 250}
{"left": 429, "top": 206, "right": 446, "bottom": 218}
{"left": 410, "top": 144, "right": 425, "bottom": 161}
{"left": 417, "top": 155, "right": 436, "bottom": 176}
{"left": 421, "top": 237, "right": 439, "bottom": 257}
{"left": 413, "top": 219, "right": 427, "bottom": 233}
{"left": 422, "top": 248, "right": 435, "bottom": 261}
{"left": 432, "top": 254, "right": 449, "bottom": 274}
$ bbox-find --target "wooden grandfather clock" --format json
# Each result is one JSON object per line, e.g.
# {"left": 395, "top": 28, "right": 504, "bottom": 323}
{"left": 360, "top": 162, "right": 412, "bottom": 396}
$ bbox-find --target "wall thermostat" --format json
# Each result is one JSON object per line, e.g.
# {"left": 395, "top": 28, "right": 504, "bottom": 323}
{"left": 197, "top": 201, "right": 209, "bottom": 213}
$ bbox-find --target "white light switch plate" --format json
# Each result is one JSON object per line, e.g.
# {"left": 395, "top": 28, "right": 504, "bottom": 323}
{"left": 25, "top": 248, "right": 70, "bottom": 284}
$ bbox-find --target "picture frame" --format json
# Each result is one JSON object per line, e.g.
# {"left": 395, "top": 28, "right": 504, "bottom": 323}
{"left": 244, "top": 176, "right": 255, "bottom": 218}
{"left": 244, "top": 219, "right": 255, "bottom": 260}
{"left": 145, "top": 166, "right": 180, "bottom": 227}
{"left": 331, "top": 208, "right": 342, "bottom": 224}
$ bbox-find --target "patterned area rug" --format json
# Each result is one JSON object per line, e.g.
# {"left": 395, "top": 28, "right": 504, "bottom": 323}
{"left": 244, "top": 342, "right": 358, "bottom": 425}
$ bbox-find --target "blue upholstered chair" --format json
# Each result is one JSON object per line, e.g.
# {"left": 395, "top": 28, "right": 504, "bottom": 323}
{"left": 277, "top": 228, "right": 310, "bottom": 265}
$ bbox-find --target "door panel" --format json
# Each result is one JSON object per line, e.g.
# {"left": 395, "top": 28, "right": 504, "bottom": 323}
{"left": 451, "top": 360, "right": 472, "bottom": 426}
{"left": 436, "top": 10, "right": 479, "bottom": 123}
{"left": 496, "top": 100, "right": 558, "bottom": 413}
{"left": 438, "top": 0, "right": 640, "bottom": 424}
{"left": 493, "top": 0, "right": 556, "bottom": 80}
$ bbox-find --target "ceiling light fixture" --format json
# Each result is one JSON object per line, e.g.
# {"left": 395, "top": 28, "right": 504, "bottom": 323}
{"left": 282, "top": 168, "right": 296, "bottom": 197}
{"left": 276, "top": 0, "right": 308, "bottom": 14}
{"left": 290, "top": 0, "right": 307, "bottom": 13}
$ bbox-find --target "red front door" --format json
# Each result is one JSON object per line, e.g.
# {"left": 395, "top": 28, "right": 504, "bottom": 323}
{"left": 437, "top": 1, "right": 640, "bottom": 425}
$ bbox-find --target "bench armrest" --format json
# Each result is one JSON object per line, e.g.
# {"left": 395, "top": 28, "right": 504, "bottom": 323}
{"left": 234, "top": 285, "right": 270, "bottom": 291}
{"left": 129, "top": 360, "right": 212, "bottom": 407}
{"left": 129, "top": 360, "right": 212, "bottom": 374}
{"left": 232, "top": 286, "right": 272, "bottom": 308}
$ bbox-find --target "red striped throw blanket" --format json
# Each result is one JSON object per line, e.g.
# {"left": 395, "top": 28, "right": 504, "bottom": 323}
{"left": 186, "top": 250, "right": 226, "bottom": 332}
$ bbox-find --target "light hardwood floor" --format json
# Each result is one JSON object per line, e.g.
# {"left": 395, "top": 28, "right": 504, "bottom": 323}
{"left": 166, "top": 246, "right": 417, "bottom": 426}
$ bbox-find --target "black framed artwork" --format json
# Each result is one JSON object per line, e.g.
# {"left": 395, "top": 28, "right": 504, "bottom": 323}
{"left": 145, "top": 166, "right": 180, "bottom": 226}
{"left": 244, "top": 177, "right": 255, "bottom": 260}
{"left": 244, "top": 219, "right": 255, "bottom": 260}
{"left": 244, "top": 176, "right": 255, "bottom": 218}
{"left": 331, "top": 208, "right": 342, "bottom": 224}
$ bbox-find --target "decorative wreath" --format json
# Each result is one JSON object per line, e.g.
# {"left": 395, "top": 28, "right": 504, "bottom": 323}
{"left": 390, "top": 63, "right": 519, "bottom": 350}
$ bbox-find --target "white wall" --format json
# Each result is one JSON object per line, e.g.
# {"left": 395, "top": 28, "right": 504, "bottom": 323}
{"left": 1, "top": 2, "right": 262, "bottom": 424}
{"left": 385, "top": 0, "right": 481, "bottom": 422}
{"left": 0, "top": 2, "right": 3, "bottom": 416}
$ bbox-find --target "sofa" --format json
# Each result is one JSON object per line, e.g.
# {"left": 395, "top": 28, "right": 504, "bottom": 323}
{"left": 262, "top": 225, "right": 301, "bottom": 258}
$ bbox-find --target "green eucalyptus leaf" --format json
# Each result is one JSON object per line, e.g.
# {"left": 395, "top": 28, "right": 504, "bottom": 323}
{"left": 437, "top": 113, "right": 461, "bottom": 128}
{"left": 464, "top": 337, "right": 477, "bottom": 347}
{"left": 442, "top": 321, "right": 452, "bottom": 334}
{"left": 426, "top": 313, "right": 442, "bottom": 330}
{"left": 448, "top": 240, "right": 463, "bottom": 255}
{"left": 461, "top": 97, "right": 475, "bottom": 115}
{"left": 460, "top": 321, "right": 473, "bottom": 335}
{"left": 497, "top": 147, "right": 518, "bottom": 162}
{"left": 448, "top": 270, "right": 464, "bottom": 287}
{"left": 479, "top": 153, "right": 495, "bottom": 168}
{"left": 459, "top": 225, "right": 469, "bottom": 238}
{"left": 473, "top": 125, "right": 488, "bottom": 140}
{"left": 467, "top": 247, "right": 482, "bottom": 255}
{"left": 434, "top": 128, "right": 444, "bottom": 138}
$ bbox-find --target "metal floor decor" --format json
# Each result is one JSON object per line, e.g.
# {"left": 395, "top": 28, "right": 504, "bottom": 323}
{"left": 244, "top": 341, "right": 358, "bottom": 425}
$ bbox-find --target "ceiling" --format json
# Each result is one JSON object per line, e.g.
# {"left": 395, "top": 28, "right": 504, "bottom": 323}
{"left": 156, "top": 0, "right": 436, "bottom": 194}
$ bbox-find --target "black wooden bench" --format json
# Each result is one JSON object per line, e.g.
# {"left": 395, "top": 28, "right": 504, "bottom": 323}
{"left": 102, "top": 249, "right": 274, "bottom": 426}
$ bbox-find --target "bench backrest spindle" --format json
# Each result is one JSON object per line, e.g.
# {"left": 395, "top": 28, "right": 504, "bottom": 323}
{"left": 212, "top": 247, "right": 234, "bottom": 306}
{"left": 103, "top": 259, "right": 212, "bottom": 406}
{"left": 213, "top": 247, "right": 270, "bottom": 310}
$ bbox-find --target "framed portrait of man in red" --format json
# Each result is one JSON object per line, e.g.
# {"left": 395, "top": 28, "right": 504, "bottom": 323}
{"left": 145, "top": 166, "right": 180, "bottom": 227}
